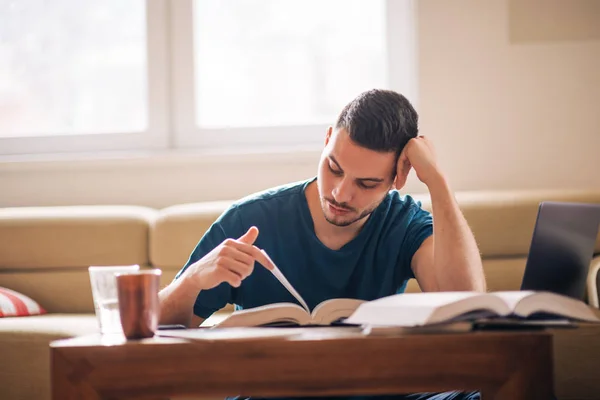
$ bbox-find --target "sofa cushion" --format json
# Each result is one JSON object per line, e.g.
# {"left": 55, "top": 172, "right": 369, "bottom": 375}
{"left": 0, "top": 266, "right": 176, "bottom": 314}
{"left": 0, "top": 287, "right": 46, "bottom": 317}
{"left": 0, "top": 313, "right": 98, "bottom": 336}
{"left": 417, "top": 189, "right": 600, "bottom": 258}
{"left": 404, "top": 257, "right": 527, "bottom": 293}
{"left": 0, "top": 205, "right": 156, "bottom": 270}
{"left": 0, "top": 314, "right": 99, "bottom": 400}
{"left": 150, "top": 201, "right": 232, "bottom": 269}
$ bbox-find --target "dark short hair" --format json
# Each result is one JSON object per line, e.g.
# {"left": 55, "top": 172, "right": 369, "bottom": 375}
{"left": 334, "top": 89, "right": 418, "bottom": 155}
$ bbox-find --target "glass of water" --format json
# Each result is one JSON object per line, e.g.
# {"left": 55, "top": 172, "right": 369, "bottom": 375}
{"left": 88, "top": 265, "right": 140, "bottom": 334}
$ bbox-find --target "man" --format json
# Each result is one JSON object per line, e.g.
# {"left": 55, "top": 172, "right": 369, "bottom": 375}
{"left": 159, "top": 89, "right": 486, "bottom": 400}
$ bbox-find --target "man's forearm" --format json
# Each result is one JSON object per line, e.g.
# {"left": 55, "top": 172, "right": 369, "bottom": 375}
{"left": 428, "top": 174, "right": 486, "bottom": 292}
{"left": 158, "top": 274, "right": 201, "bottom": 327}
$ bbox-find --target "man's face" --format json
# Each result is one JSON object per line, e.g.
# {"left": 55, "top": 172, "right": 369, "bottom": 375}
{"left": 317, "top": 128, "right": 396, "bottom": 227}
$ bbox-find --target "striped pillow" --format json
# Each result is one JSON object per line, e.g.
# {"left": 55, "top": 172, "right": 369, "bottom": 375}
{"left": 0, "top": 287, "right": 46, "bottom": 317}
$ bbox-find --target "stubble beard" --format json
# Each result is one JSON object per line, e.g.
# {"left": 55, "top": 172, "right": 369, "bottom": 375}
{"left": 320, "top": 198, "right": 378, "bottom": 227}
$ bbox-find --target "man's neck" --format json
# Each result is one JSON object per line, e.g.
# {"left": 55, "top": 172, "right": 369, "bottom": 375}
{"left": 304, "top": 180, "right": 366, "bottom": 251}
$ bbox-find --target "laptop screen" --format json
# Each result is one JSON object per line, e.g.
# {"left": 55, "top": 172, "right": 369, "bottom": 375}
{"left": 520, "top": 201, "right": 600, "bottom": 300}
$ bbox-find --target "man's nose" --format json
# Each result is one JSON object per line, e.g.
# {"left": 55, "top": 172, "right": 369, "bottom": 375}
{"left": 332, "top": 178, "right": 353, "bottom": 204}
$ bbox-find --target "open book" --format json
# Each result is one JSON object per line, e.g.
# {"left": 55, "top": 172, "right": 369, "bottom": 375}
{"left": 213, "top": 250, "right": 600, "bottom": 329}
{"left": 214, "top": 298, "right": 366, "bottom": 328}
{"left": 214, "top": 250, "right": 364, "bottom": 328}
{"left": 343, "top": 291, "right": 600, "bottom": 327}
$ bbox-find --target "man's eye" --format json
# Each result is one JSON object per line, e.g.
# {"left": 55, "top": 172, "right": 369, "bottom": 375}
{"left": 328, "top": 164, "right": 343, "bottom": 175}
{"left": 358, "top": 182, "right": 377, "bottom": 190}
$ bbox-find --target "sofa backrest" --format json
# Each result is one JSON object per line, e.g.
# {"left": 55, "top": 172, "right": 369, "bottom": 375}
{"left": 0, "top": 206, "right": 156, "bottom": 313}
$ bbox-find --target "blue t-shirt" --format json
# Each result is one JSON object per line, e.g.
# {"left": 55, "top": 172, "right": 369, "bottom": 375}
{"left": 176, "top": 178, "right": 433, "bottom": 319}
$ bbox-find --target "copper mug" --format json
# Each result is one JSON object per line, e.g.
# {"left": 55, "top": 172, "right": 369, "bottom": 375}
{"left": 115, "top": 269, "right": 162, "bottom": 339}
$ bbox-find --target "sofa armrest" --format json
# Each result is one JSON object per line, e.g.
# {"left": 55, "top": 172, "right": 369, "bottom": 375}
{"left": 588, "top": 256, "right": 600, "bottom": 308}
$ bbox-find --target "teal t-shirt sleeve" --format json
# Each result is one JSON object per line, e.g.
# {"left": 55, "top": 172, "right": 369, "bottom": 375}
{"left": 399, "top": 198, "right": 433, "bottom": 282}
{"left": 174, "top": 207, "right": 243, "bottom": 319}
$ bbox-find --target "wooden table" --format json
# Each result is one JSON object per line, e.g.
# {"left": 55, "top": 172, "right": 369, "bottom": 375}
{"left": 51, "top": 328, "right": 554, "bottom": 400}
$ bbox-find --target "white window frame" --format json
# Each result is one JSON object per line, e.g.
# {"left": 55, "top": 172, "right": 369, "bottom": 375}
{"left": 0, "top": 0, "right": 417, "bottom": 157}
{"left": 170, "top": 0, "right": 418, "bottom": 152}
{"left": 0, "top": 0, "right": 170, "bottom": 156}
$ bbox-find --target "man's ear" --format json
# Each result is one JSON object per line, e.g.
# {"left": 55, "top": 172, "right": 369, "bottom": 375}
{"left": 325, "top": 126, "right": 333, "bottom": 146}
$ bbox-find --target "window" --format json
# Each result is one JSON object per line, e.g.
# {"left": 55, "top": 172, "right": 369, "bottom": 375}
{"left": 0, "top": 0, "right": 416, "bottom": 156}
{"left": 0, "top": 0, "right": 146, "bottom": 137}
{"left": 194, "top": 0, "right": 387, "bottom": 128}
{"left": 0, "top": 0, "right": 168, "bottom": 155}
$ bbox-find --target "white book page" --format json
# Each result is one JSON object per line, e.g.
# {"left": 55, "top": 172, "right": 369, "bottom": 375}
{"left": 366, "top": 292, "right": 483, "bottom": 307}
{"left": 504, "top": 291, "right": 600, "bottom": 322}
{"left": 491, "top": 291, "right": 536, "bottom": 311}
{"left": 216, "top": 303, "right": 310, "bottom": 328}
{"left": 345, "top": 292, "right": 496, "bottom": 327}
{"left": 260, "top": 249, "right": 310, "bottom": 314}
{"left": 311, "top": 298, "right": 365, "bottom": 325}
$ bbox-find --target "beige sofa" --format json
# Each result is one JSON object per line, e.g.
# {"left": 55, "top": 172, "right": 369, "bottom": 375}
{"left": 1, "top": 189, "right": 599, "bottom": 400}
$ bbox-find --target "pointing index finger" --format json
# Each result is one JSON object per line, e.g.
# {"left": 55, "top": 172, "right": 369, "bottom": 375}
{"left": 251, "top": 246, "right": 275, "bottom": 271}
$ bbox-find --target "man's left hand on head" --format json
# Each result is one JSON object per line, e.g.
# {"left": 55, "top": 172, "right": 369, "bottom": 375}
{"left": 395, "top": 135, "right": 443, "bottom": 189}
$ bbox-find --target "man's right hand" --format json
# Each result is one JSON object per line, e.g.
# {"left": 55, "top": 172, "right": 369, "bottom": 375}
{"left": 182, "top": 226, "right": 274, "bottom": 291}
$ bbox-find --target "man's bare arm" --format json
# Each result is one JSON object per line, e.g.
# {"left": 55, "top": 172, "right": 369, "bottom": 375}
{"left": 411, "top": 175, "right": 486, "bottom": 292}
{"left": 396, "top": 136, "right": 486, "bottom": 292}
{"left": 159, "top": 274, "right": 205, "bottom": 328}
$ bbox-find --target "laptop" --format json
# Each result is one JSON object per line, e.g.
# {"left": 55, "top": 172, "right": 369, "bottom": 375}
{"left": 520, "top": 201, "right": 600, "bottom": 300}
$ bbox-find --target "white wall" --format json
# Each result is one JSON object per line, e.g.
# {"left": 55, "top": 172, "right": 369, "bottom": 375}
{"left": 1, "top": 0, "right": 599, "bottom": 208}
{"left": 417, "top": 0, "right": 600, "bottom": 193}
